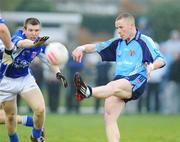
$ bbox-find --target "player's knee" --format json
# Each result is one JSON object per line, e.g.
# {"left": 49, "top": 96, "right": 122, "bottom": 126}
{"left": 34, "top": 106, "right": 45, "bottom": 116}
{"left": 6, "top": 112, "right": 16, "bottom": 122}
{"left": 123, "top": 92, "right": 131, "bottom": 99}
{"left": 104, "top": 108, "right": 117, "bottom": 123}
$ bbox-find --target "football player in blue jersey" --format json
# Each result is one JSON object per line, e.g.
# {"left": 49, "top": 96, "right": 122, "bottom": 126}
{"left": 0, "top": 15, "right": 20, "bottom": 142}
{"left": 72, "top": 12, "right": 166, "bottom": 142}
{"left": 0, "top": 16, "right": 12, "bottom": 51}
{"left": 0, "top": 17, "right": 66, "bottom": 142}
{"left": 0, "top": 38, "right": 43, "bottom": 141}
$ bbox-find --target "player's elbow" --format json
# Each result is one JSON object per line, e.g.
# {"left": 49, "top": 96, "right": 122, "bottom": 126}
{"left": 159, "top": 60, "right": 166, "bottom": 68}
{"left": 0, "top": 24, "right": 6, "bottom": 35}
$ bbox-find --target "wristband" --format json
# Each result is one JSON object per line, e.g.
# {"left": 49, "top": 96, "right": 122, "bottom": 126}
{"left": 5, "top": 49, "right": 13, "bottom": 55}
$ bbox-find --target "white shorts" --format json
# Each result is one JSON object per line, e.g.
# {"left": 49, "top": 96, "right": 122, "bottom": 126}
{"left": 0, "top": 74, "right": 39, "bottom": 103}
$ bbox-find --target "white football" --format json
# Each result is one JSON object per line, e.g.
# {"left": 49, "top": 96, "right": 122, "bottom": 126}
{"left": 45, "top": 42, "right": 69, "bottom": 65}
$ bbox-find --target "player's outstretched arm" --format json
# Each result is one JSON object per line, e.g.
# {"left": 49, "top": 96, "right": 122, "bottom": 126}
{"left": 17, "top": 36, "right": 49, "bottom": 48}
{"left": 72, "top": 43, "right": 96, "bottom": 63}
{"left": 0, "top": 23, "right": 12, "bottom": 50}
{"left": 50, "top": 65, "right": 68, "bottom": 88}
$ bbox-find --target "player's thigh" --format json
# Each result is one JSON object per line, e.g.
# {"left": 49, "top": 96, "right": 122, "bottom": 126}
{"left": 104, "top": 96, "right": 125, "bottom": 120}
{"left": 2, "top": 99, "right": 17, "bottom": 115}
{"left": 20, "top": 88, "right": 45, "bottom": 111}
{"left": 108, "top": 79, "right": 132, "bottom": 97}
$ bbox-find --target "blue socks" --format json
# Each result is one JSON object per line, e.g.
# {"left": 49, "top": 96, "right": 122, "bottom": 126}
{"left": 22, "top": 116, "right": 43, "bottom": 139}
{"left": 22, "top": 116, "right": 34, "bottom": 127}
{"left": 32, "top": 128, "right": 42, "bottom": 138}
{"left": 9, "top": 132, "right": 19, "bottom": 142}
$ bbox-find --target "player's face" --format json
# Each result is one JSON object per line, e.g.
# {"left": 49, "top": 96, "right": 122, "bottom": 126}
{"left": 115, "top": 18, "right": 133, "bottom": 40}
{"left": 24, "top": 24, "right": 41, "bottom": 41}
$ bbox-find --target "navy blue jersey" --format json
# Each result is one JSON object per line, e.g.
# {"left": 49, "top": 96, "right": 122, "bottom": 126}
{"left": 96, "top": 30, "right": 165, "bottom": 78}
{"left": 5, "top": 29, "right": 46, "bottom": 78}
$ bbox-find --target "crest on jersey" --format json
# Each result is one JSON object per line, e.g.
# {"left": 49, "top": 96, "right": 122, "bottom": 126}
{"left": 130, "top": 49, "right": 135, "bottom": 56}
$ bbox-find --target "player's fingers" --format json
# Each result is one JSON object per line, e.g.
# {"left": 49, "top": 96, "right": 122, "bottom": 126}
{"left": 76, "top": 52, "right": 83, "bottom": 63}
{"left": 76, "top": 55, "right": 81, "bottom": 63}
{"left": 78, "top": 55, "right": 83, "bottom": 63}
{"left": 72, "top": 50, "right": 80, "bottom": 63}
{"left": 40, "top": 36, "right": 49, "bottom": 42}
{"left": 42, "top": 36, "right": 49, "bottom": 41}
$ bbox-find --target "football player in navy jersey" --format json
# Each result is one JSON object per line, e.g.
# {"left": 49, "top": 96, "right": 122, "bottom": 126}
{"left": 72, "top": 12, "right": 166, "bottom": 142}
{"left": 0, "top": 17, "right": 66, "bottom": 142}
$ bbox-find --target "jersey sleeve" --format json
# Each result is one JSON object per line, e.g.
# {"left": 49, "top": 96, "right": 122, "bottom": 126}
{"left": 139, "top": 35, "right": 165, "bottom": 63}
{"left": 95, "top": 38, "right": 120, "bottom": 61}
{"left": 11, "top": 30, "right": 24, "bottom": 47}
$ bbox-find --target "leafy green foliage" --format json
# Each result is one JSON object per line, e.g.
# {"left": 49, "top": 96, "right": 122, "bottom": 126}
{"left": 0, "top": 0, "right": 56, "bottom": 12}
{"left": 16, "top": 0, "right": 56, "bottom": 12}
{"left": 82, "top": 15, "right": 116, "bottom": 34}
{"left": 146, "top": 0, "right": 180, "bottom": 41}
{"left": 0, "top": 0, "right": 23, "bottom": 11}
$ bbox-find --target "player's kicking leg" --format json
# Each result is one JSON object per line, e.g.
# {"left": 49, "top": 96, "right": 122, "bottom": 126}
{"left": 74, "top": 72, "right": 131, "bottom": 142}
{"left": 74, "top": 72, "right": 132, "bottom": 101}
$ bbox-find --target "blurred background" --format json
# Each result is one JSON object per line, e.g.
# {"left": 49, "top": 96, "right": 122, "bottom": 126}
{"left": 0, "top": 0, "right": 180, "bottom": 115}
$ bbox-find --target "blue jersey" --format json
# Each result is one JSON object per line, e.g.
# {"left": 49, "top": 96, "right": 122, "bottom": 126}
{"left": 96, "top": 30, "right": 165, "bottom": 78}
{"left": 4, "top": 29, "right": 46, "bottom": 78}
{"left": 0, "top": 16, "right": 5, "bottom": 23}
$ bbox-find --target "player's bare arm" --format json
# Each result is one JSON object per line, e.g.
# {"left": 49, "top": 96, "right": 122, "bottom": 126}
{"left": 0, "top": 23, "right": 12, "bottom": 50}
{"left": 72, "top": 43, "right": 96, "bottom": 63}
{"left": 17, "top": 36, "right": 49, "bottom": 48}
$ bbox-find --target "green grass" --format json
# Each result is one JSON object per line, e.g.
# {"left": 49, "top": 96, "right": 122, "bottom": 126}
{"left": 0, "top": 114, "right": 180, "bottom": 142}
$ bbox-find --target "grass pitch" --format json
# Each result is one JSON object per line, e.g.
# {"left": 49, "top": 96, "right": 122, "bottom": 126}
{"left": 0, "top": 114, "right": 180, "bottom": 142}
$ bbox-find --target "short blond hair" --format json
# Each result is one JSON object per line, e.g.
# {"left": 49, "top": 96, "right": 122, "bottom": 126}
{"left": 116, "top": 12, "right": 135, "bottom": 25}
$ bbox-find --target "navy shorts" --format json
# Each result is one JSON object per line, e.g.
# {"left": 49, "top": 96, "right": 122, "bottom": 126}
{"left": 114, "top": 74, "right": 147, "bottom": 102}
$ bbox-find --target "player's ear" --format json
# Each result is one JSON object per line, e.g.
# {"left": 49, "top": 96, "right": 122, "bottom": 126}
{"left": 23, "top": 27, "right": 26, "bottom": 33}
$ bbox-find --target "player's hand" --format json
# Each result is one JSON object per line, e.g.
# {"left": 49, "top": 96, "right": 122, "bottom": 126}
{"left": 72, "top": 46, "right": 85, "bottom": 63}
{"left": 34, "top": 36, "right": 49, "bottom": 47}
{"left": 145, "top": 62, "right": 153, "bottom": 81}
{"left": 56, "top": 72, "right": 68, "bottom": 88}
{"left": 2, "top": 49, "right": 13, "bottom": 65}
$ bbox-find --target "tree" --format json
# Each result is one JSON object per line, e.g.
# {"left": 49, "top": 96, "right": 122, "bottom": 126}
{"left": 146, "top": 0, "right": 180, "bottom": 41}
{"left": 1, "top": 0, "right": 23, "bottom": 11}
{"left": 16, "top": 0, "right": 55, "bottom": 12}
